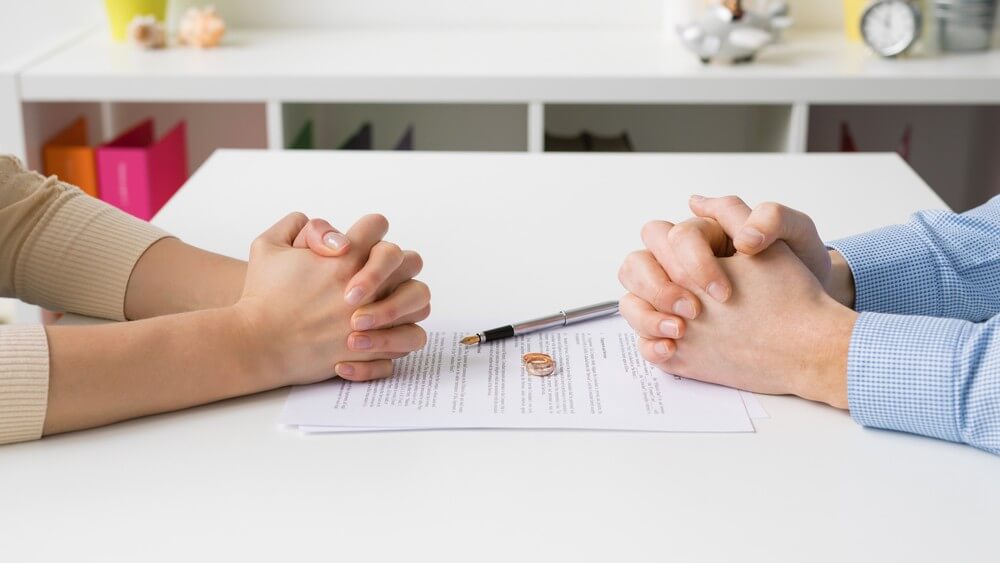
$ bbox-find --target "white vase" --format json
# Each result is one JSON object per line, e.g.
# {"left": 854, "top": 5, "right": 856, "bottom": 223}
{"left": 662, "top": 0, "right": 709, "bottom": 34}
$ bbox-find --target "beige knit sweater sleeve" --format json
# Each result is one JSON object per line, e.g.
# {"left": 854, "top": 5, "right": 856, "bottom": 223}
{"left": 0, "top": 155, "right": 170, "bottom": 445}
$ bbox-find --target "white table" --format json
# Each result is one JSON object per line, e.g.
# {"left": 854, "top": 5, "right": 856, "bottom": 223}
{"left": 2, "top": 151, "right": 997, "bottom": 562}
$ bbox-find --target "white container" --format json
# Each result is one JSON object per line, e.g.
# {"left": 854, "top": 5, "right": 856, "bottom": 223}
{"left": 662, "top": 0, "right": 709, "bottom": 34}
{"left": 934, "top": 0, "right": 997, "bottom": 51}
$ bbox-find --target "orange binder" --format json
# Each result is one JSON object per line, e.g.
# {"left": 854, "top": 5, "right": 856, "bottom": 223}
{"left": 42, "top": 118, "right": 99, "bottom": 197}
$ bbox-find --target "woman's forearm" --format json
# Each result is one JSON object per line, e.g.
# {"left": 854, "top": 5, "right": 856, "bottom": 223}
{"left": 124, "top": 238, "right": 247, "bottom": 320}
{"left": 42, "top": 306, "right": 269, "bottom": 435}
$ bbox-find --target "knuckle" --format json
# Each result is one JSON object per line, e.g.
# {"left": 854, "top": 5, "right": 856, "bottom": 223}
{"left": 620, "top": 299, "right": 642, "bottom": 330}
{"left": 650, "top": 284, "right": 674, "bottom": 312}
{"left": 380, "top": 241, "right": 403, "bottom": 258}
{"left": 625, "top": 249, "right": 647, "bottom": 264}
{"left": 287, "top": 211, "right": 309, "bottom": 223}
{"left": 622, "top": 250, "right": 647, "bottom": 271}
{"left": 354, "top": 272, "right": 378, "bottom": 290}
{"left": 719, "top": 195, "right": 746, "bottom": 208}
{"left": 375, "top": 332, "right": 393, "bottom": 351}
{"left": 413, "top": 327, "right": 428, "bottom": 349}
{"left": 367, "top": 213, "right": 389, "bottom": 230}
{"left": 641, "top": 220, "right": 666, "bottom": 241}
{"left": 249, "top": 236, "right": 268, "bottom": 255}
{"left": 416, "top": 281, "right": 431, "bottom": 303}
{"left": 380, "top": 304, "right": 399, "bottom": 322}
{"left": 640, "top": 221, "right": 655, "bottom": 239}
{"left": 618, "top": 252, "right": 642, "bottom": 284}
{"left": 684, "top": 262, "right": 715, "bottom": 288}
{"left": 755, "top": 202, "right": 783, "bottom": 223}
{"left": 758, "top": 201, "right": 780, "bottom": 212}
{"left": 618, "top": 294, "right": 638, "bottom": 318}
{"left": 668, "top": 222, "right": 698, "bottom": 243}
{"left": 618, "top": 262, "right": 629, "bottom": 287}
{"left": 409, "top": 252, "right": 424, "bottom": 274}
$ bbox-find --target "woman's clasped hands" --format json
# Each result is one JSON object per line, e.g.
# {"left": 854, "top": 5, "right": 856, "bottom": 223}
{"left": 236, "top": 212, "right": 431, "bottom": 387}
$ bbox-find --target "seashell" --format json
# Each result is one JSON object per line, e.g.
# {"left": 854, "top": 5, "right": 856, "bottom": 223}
{"left": 178, "top": 6, "right": 226, "bottom": 49}
{"left": 127, "top": 15, "right": 166, "bottom": 50}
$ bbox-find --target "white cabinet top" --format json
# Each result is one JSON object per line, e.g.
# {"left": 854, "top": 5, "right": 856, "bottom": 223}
{"left": 19, "top": 28, "right": 1000, "bottom": 103}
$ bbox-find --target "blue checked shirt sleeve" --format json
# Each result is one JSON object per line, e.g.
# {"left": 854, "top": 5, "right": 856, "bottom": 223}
{"left": 827, "top": 195, "right": 1000, "bottom": 321}
{"left": 847, "top": 312, "right": 1000, "bottom": 455}
{"left": 826, "top": 196, "right": 1000, "bottom": 455}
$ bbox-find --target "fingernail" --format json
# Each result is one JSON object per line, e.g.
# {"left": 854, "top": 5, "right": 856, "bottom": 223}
{"left": 354, "top": 314, "right": 374, "bottom": 331}
{"left": 739, "top": 227, "right": 765, "bottom": 249}
{"left": 707, "top": 281, "right": 730, "bottom": 303}
{"left": 345, "top": 287, "right": 365, "bottom": 305}
{"left": 672, "top": 298, "right": 696, "bottom": 320}
{"left": 336, "top": 363, "right": 354, "bottom": 377}
{"left": 350, "top": 334, "right": 372, "bottom": 350}
{"left": 323, "top": 232, "right": 348, "bottom": 251}
{"left": 659, "top": 319, "right": 679, "bottom": 338}
{"left": 690, "top": 194, "right": 705, "bottom": 201}
{"left": 655, "top": 341, "right": 671, "bottom": 356}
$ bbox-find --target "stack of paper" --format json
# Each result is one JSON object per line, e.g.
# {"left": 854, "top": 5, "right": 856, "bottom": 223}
{"left": 280, "top": 316, "right": 767, "bottom": 434}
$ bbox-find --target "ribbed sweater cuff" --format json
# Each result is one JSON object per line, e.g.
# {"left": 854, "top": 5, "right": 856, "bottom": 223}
{"left": 0, "top": 325, "right": 49, "bottom": 445}
{"left": 14, "top": 193, "right": 170, "bottom": 321}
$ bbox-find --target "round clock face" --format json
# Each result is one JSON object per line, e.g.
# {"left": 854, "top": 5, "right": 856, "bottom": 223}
{"left": 861, "top": 0, "right": 921, "bottom": 57}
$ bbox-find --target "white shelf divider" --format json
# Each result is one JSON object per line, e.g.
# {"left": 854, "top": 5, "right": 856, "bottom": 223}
{"left": 787, "top": 102, "right": 810, "bottom": 153}
{"left": 266, "top": 100, "right": 284, "bottom": 150}
{"left": 528, "top": 102, "right": 544, "bottom": 153}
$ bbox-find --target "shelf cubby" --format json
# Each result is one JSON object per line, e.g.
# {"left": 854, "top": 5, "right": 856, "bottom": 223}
{"left": 807, "top": 104, "right": 1000, "bottom": 210}
{"left": 21, "top": 101, "right": 268, "bottom": 174}
{"left": 283, "top": 103, "right": 528, "bottom": 152}
{"left": 543, "top": 104, "right": 797, "bottom": 153}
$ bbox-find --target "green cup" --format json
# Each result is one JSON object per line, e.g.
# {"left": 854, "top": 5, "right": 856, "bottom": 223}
{"left": 104, "top": 0, "right": 168, "bottom": 42}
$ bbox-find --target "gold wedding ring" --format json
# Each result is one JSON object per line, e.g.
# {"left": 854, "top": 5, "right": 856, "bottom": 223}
{"left": 523, "top": 353, "right": 556, "bottom": 377}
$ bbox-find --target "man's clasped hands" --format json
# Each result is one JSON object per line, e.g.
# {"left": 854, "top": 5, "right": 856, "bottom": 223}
{"left": 276, "top": 195, "right": 859, "bottom": 409}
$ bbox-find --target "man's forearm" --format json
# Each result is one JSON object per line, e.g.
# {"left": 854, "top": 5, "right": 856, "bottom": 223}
{"left": 42, "top": 306, "right": 270, "bottom": 435}
{"left": 124, "top": 238, "right": 247, "bottom": 320}
{"left": 827, "top": 250, "right": 856, "bottom": 310}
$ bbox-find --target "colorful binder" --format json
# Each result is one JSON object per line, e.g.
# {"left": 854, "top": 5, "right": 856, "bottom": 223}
{"left": 339, "top": 122, "right": 373, "bottom": 150}
{"left": 42, "top": 117, "right": 100, "bottom": 198}
{"left": 394, "top": 125, "right": 414, "bottom": 150}
{"left": 96, "top": 119, "right": 188, "bottom": 220}
{"left": 289, "top": 120, "right": 314, "bottom": 149}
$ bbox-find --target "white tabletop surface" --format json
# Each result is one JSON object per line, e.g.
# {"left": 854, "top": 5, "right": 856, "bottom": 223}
{"left": 20, "top": 28, "right": 1000, "bottom": 103}
{"left": 2, "top": 151, "right": 997, "bottom": 562}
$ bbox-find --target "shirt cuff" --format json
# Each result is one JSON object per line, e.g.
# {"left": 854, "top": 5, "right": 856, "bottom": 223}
{"left": 847, "top": 312, "right": 968, "bottom": 444}
{"left": 14, "top": 188, "right": 170, "bottom": 321}
{"left": 0, "top": 325, "right": 49, "bottom": 445}
{"left": 828, "top": 226, "right": 941, "bottom": 316}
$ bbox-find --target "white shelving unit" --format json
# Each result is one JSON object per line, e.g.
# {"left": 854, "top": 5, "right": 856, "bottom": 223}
{"left": 6, "top": 27, "right": 1000, "bottom": 210}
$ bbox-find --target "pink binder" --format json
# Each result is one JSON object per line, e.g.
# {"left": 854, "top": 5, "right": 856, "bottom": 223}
{"left": 96, "top": 120, "right": 188, "bottom": 220}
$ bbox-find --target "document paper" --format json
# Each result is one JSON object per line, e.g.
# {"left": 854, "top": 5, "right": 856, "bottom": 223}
{"left": 280, "top": 316, "right": 753, "bottom": 433}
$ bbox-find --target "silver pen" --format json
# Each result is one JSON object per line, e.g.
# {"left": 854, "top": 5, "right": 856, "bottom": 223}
{"left": 460, "top": 300, "right": 620, "bottom": 345}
